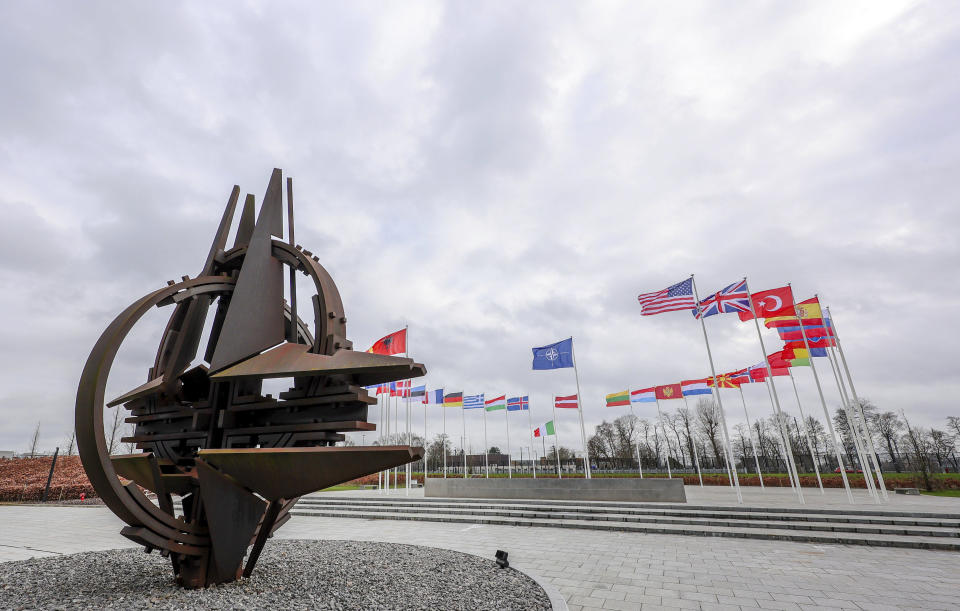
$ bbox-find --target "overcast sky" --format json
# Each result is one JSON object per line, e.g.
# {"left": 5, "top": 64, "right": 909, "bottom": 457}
{"left": 1, "top": 1, "right": 958, "bottom": 455}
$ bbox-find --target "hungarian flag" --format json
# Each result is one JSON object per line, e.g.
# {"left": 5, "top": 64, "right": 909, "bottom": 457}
{"left": 605, "top": 390, "right": 630, "bottom": 407}
{"left": 485, "top": 395, "right": 506, "bottom": 411}
{"left": 655, "top": 384, "right": 682, "bottom": 400}
{"left": 737, "top": 286, "right": 794, "bottom": 321}
{"left": 630, "top": 388, "right": 656, "bottom": 403}
{"left": 534, "top": 421, "right": 555, "bottom": 437}
{"left": 555, "top": 394, "right": 579, "bottom": 408}
{"left": 367, "top": 328, "right": 407, "bottom": 355}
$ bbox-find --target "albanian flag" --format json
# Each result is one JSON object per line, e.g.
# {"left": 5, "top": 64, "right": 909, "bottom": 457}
{"left": 367, "top": 328, "right": 407, "bottom": 355}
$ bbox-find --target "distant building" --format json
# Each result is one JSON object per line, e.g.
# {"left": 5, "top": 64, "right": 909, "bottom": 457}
{"left": 0, "top": 450, "right": 14, "bottom": 459}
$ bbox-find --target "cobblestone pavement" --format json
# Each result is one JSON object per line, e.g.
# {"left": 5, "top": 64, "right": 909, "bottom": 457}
{"left": 2, "top": 502, "right": 959, "bottom": 610}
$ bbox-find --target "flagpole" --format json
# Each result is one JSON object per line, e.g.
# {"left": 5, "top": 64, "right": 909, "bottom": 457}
{"left": 786, "top": 370, "right": 823, "bottom": 493}
{"left": 742, "top": 278, "right": 802, "bottom": 502}
{"left": 551, "top": 395, "right": 562, "bottom": 479}
{"left": 504, "top": 400, "right": 512, "bottom": 479}
{"left": 826, "top": 343, "right": 878, "bottom": 502}
{"left": 714, "top": 391, "right": 735, "bottom": 487}
{"left": 629, "top": 394, "right": 643, "bottom": 478}
{"left": 682, "top": 395, "right": 702, "bottom": 486}
{"left": 527, "top": 401, "right": 537, "bottom": 479}
{"left": 570, "top": 339, "right": 591, "bottom": 479}
{"left": 791, "top": 287, "right": 853, "bottom": 504}
{"left": 378, "top": 392, "right": 383, "bottom": 492}
{"left": 827, "top": 305, "right": 888, "bottom": 500}
{"left": 654, "top": 398, "right": 672, "bottom": 478}
{"left": 442, "top": 395, "right": 447, "bottom": 478}
{"left": 423, "top": 394, "right": 428, "bottom": 481}
{"left": 736, "top": 387, "right": 764, "bottom": 489}
{"left": 461, "top": 399, "right": 467, "bottom": 478}
{"left": 483, "top": 404, "right": 489, "bottom": 479}
{"left": 691, "top": 276, "right": 742, "bottom": 504}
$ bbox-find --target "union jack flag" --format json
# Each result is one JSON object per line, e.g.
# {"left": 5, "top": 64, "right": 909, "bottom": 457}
{"left": 693, "top": 280, "right": 751, "bottom": 319}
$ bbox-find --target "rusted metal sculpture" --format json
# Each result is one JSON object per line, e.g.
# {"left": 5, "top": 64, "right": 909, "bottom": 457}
{"left": 76, "top": 169, "right": 424, "bottom": 587}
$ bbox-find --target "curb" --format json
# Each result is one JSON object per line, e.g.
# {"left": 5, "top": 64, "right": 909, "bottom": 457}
{"left": 514, "top": 566, "right": 568, "bottom": 611}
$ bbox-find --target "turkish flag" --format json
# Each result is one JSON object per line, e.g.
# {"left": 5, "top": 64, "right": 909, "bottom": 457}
{"left": 738, "top": 286, "right": 795, "bottom": 321}
{"left": 655, "top": 384, "right": 683, "bottom": 400}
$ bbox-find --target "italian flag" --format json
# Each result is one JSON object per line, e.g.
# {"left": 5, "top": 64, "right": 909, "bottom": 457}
{"left": 534, "top": 421, "right": 555, "bottom": 437}
{"left": 605, "top": 390, "right": 629, "bottom": 407}
{"left": 485, "top": 395, "right": 506, "bottom": 411}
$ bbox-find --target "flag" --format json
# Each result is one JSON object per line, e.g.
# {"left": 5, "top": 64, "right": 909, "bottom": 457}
{"left": 507, "top": 396, "right": 529, "bottom": 411}
{"left": 749, "top": 364, "right": 789, "bottom": 381}
{"left": 766, "top": 297, "right": 826, "bottom": 328}
{"left": 485, "top": 395, "right": 506, "bottom": 411}
{"left": 374, "top": 383, "right": 390, "bottom": 395}
{"left": 783, "top": 337, "right": 835, "bottom": 349}
{"left": 681, "top": 379, "right": 712, "bottom": 396}
{"left": 605, "top": 390, "right": 630, "bottom": 407}
{"left": 693, "top": 279, "right": 751, "bottom": 318}
{"left": 630, "top": 388, "right": 656, "bottom": 403}
{"left": 534, "top": 420, "right": 556, "bottom": 437}
{"left": 443, "top": 392, "right": 463, "bottom": 407}
{"left": 532, "top": 338, "right": 574, "bottom": 370}
{"left": 390, "top": 380, "right": 411, "bottom": 397}
{"left": 707, "top": 374, "right": 740, "bottom": 388}
{"left": 463, "top": 394, "right": 485, "bottom": 409}
{"left": 655, "top": 384, "right": 683, "bottom": 400}
{"left": 555, "top": 394, "right": 579, "bottom": 408}
{"left": 409, "top": 385, "right": 426, "bottom": 400}
{"left": 777, "top": 324, "right": 835, "bottom": 341}
{"left": 728, "top": 369, "right": 751, "bottom": 385}
{"left": 737, "top": 286, "right": 795, "bottom": 321}
{"left": 426, "top": 389, "right": 444, "bottom": 404}
{"left": 782, "top": 347, "right": 827, "bottom": 360}
{"left": 637, "top": 277, "right": 696, "bottom": 316}
{"left": 367, "top": 328, "right": 407, "bottom": 355}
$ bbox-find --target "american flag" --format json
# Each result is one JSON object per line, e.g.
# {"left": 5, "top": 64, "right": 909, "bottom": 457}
{"left": 693, "top": 279, "right": 751, "bottom": 319}
{"left": 637, "top": 277, "right": 696, "bottom": 315}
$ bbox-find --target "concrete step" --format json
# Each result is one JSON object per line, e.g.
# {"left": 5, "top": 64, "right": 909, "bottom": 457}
{"left": 289, "top": 507, "right": 960, "bottom": 551}
{"left": 297, "top": 497, "right": 960, "bottom": 528}
{"left": 295, "top": 501, "right": 960, "bottom": 538}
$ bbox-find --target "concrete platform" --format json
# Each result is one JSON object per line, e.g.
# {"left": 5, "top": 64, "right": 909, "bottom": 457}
{"left": 425, "top": 476, "right": 687, "bottom": 502}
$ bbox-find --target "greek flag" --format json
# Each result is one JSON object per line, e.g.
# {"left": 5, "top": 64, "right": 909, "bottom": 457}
{"left": 463, "top": 394, "right": 485, "bottom": 409}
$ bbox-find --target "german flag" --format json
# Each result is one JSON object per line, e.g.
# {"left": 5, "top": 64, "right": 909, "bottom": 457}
{"left": 443, "top": 392, "right": 463, "bottom": 407}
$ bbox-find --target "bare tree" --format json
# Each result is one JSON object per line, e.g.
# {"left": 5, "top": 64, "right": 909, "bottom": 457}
{"left": 663, "top": 412, "right": 686, "bottom": 468}
{"left": 65, "top": 431, "right": 76, "bottom": 456}
{"left": 677, "top": 406, "right": 699, "bottom": 469}
{"left": 696, "top": 399, "right": 723, "bottom": 466}
{"left": 873, "top": 411, "right": 904, "bottom": 471}
{"left": 929, "top": 429, "right": 955, "bottom": 473}
{"left": 106, "top": 408, "right": 123, "bottom": 455}
{"left": 902, "top": 413, "right": 933, "bottom": 491}
{"left": 28, "top": 422, "right": 41, "bottom": 457}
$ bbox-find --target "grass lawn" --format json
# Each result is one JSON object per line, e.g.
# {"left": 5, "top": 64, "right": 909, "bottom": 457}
{"left": 322, "top": 484, "right": 364, "bottom": 491}
{"left": 920, "top": 489, "right": 960, "bottom": 498}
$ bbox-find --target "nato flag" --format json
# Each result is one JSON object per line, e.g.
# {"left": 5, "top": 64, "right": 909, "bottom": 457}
{"left": 532, "top": 337, "right": 574, "bottom": 370}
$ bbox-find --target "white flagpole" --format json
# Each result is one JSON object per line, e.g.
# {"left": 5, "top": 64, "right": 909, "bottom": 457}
{"left": 483, "top": 404, "right": 489, "bottom": 479}
{"left": 792, "top": 287, "right": 853, "bottom": 504}
{"left": 736, "top": 387, "right": 764, "bottom": 489}
{"left": 551, "top": 396, "right": 562, "bottom": 479}
{"left": 629, "top": 394, "right": 643, "bottom": 478}
{"left": 682, "top": 395, "right": 703, "bottom": 486}
{"left": 654, "top": 398, "right": 672, "bottom": 478}
{"left": 827, "top": 305, "right": 888, "bottom": 500}
{"left": 406, "top": 387, "right": 411, "bottom": 495}
{"left": 423, "top": 394, "right": 428, "bottom": 481}
{"left": 378, "top": 392, "right": 383, "bottom": 492}
{"left": 742, "top": 278, "right": 802, "bottom": 502}
{"left": 527, "top": 401, "right": 537, "bottom": 479}
{"left": 691, "top": 276, "right": 742, "bottom": 504}
{"left": 461, "top": 399, "right": 467, "bottom": 478}
{"left": 570, "top": 339, "right": 592, "bottom": 479}
{"left": 442, "top": 394, "right": 447, "bottom": 478}
{"left": 405, "top": 327, "right": 410, "bottom": 494}
{"left": 826, "top": 344, "right": 878, "bottom": 502}
{"left": 504, "top": 400, "right": 512, "bottom": 478}
{"left": 786, "top": 370, "right": 823, "bottom": 493}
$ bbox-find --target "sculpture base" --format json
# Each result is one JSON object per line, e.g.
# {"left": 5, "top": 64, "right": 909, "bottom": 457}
{"left": 425, "top": 477, "right": 687, "bottom": 502}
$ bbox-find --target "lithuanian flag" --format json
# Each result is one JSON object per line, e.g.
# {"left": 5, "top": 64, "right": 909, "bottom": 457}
{"left": 605, "top": 390, "right": 630, "bottom": 407}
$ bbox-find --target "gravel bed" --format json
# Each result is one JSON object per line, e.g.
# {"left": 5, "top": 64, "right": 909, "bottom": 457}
{"left": 0, "top": 539, "right": 551, "bottom": 610}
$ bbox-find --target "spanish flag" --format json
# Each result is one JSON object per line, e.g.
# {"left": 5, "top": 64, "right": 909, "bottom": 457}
{"left": 765, "top": 297, "right": 823, "bottom": 328}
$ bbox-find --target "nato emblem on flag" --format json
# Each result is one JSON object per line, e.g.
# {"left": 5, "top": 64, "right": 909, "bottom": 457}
{"left": 532, "top": 337, "right": 574, "bottom": 370}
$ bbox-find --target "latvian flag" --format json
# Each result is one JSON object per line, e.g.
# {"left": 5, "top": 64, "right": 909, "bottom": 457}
{"left": 534, "top": 421, "right": 555, "bottom": 437}
{"left": 681, "top": 379, "right": 712, "bottom": 396}
{"left": 555, "top": 394, "right": 579, "bottom": 409}
{"left": 630, "top": 388, "right": 656, "bottom": 403}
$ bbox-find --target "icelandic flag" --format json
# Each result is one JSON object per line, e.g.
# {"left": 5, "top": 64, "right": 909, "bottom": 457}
{"left": 463, "top": 394, "right": 485, "bottom": 409}
{"left": 630, "top": 388, "right": 656, "bottom": 403}
{"left": 532, "top": 337, "right": 574, "bottom": 370}
{"left": 426, "top": 389, "right": 444, "bottom": 404}
{"left": 507, "top": 396, "right": 529, "bottom": 411}
{"left": 681, "top": 379, "right": 712, "bottom": 396}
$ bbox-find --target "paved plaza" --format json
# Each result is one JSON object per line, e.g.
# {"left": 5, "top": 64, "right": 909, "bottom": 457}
{"left": 2, "top": 487, "right": 960, "bottom": 610}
